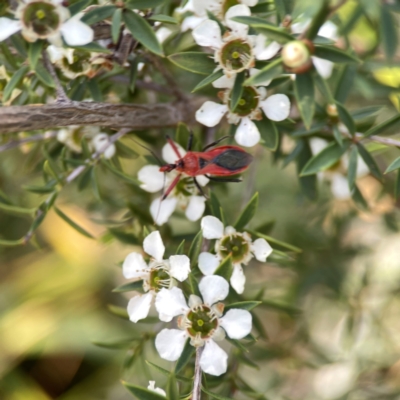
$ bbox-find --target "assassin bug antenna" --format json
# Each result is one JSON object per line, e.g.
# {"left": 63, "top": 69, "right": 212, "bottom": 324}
{"left": 202, "top": 135, "right": 231, "bottom": 151}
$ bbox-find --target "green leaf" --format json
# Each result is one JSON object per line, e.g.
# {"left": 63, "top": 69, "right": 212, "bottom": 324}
{"left": 385, "top": 156, "right": 400, "bottom": 174}
{"left": 81, "top": 5, "right": 116, "bottom": 24}
{"left": 356, "top": 143, "right": 383, "bottom": 180}
{"left": 87, "top": 79, "right": 102, "bottom": 101}
{"left": 149, "top": 14, "right": 178, "bottom": 24}
{"left": 28, "top": 40, "right": 43, "bottom": 69}
{"left": 294, "top": 72, "right": 315, "bottom": 129}
{"left": 168, "top": 52, "right": 215, "bottom": 75}
{"left": 54, "top": 207, "right": 95, "bottom": 238}
{"left": 305, "top": 1, "right": 330, "bottom": 40}
{"left": 69, "top": 0, "right": 92, "bottom": 15}
{"left": 129, "top": 58, "right": 139, "bottom": 93}
{"left": 115, "top": 141, "right": 139, "bottom": 159}
{"left": 102, "top": 160, "right": 140, "bottom": 185}
{"left": 175, "top": 339, "right": 195, "bottom": 374}
{"left": 297, "top": 141, "right": 318, "bottom": 199}
{"left": 23, "top": 183, "right": 57, "bottom": 194}
{"left": 107, "top": 304, "right": 129, "bottom": 319}
{"left": 175, "top": 239, "right": 185, "bottom": 255}
{"left": 3, "top": 65, "right": 29, "bottom": 102}
{"left": 254, "top": 118, "right": 279, "bottom": 151}
{"left": 249, "top": 231, "right": 302, "bottom": 253}
{"left": 210, "top": 192, "right": 222, "bottom": 220}
{"left": 231, "top": 71, "right": 245, "bottom": 112}
{"left": 301, "top": 141, "right": 349, "bottom": 176}
{"left": 273, "top": 0, "right": 290, "bottom": 21}
{"left": 71, "top": 42, "right": 112, "bottom": 53}
{"left": 111, "top": 8, "right": 122, "bottom": 44}
{"left": 123, "top": 9, "right": 164, "bottom": 56}
{"left": 335, "top": 65, "right": 356, "bottom": 104}
{"left": 381, "top": 6, "right": 397, "bottom": 60}
{"left": 225, "top": 301, "right": 262, "bottom": 311}
{"left": 122, "top": 382, "right": 167, "bottom": 400}
{"left": 0, "top": 202, "right": 35, "bottom": 216}
{"left": 188, "top": 231, "right": 203, "bottom": 267}
{"left": 192, "top": 69, "right": 224, "bottom": 92}
{"left": 108, "top": 228, "right": 140, "bottom": 245}
{"left": 364, "top": 114, "right": 400, "bottom": 138}
{"left": 201, "top": 388, "right": 232, "bottom": 400}
{"left": 126, "top": 0, "right": 166, "bottom": 8}
{"left": 214, "top": 255, "right": 233, "bottom": 280}
{"left": 0, "top": 238, "right": 25, "bottom": 246}
{"left": 395, "top": 170, "right": 400, "bottom": 199}
{"left": 332, "top": 124, "right": 343, "bottom": 147}
{"left": 231, "top": 17, "right": 294, "bottom": 43}
{"left": 234, "top": 192, "right": 258, "bottom": 230}
{"left": 78, "top": 166, "right": 93, "bottom": 191}
{"left": 314, "top": 73, "right": 334, "bottom": 103}
{"left": 34, "top": 61, "right": 55, "bottom": 88}
{"left": 112, "top": 280, "right": 144, "bottom": 293}
{"left": 244, "top": 58, "right": 283, "bottom": 86}
{"left": 92, "top": 338, "right": 136, "bottom": 349}
{"left": 351, "top": 184, "right": 368, "bottom": 210}
{"left": 336, "top": 102, "right": 356, "bottom": 136}
{"left": 313, "top": 45, "right": 360, "bottom": 63}
{"left": 167, "top": 374, "right": 179, "bottom": 400}
{"left": 347, "top": 145, "right": 358, "bottom": 189}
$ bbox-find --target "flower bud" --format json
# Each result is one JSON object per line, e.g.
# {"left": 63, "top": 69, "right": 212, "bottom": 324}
{"left": 326, "top": 103, "right": 338, "bottom": 118}
{"left": 282, "top": 40, "right": 313, "bottom": 73}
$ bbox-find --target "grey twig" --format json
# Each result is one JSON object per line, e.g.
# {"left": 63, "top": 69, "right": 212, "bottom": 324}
{"left": 192, "top": 346, "right": 203, "bottom": 400}
{"left": 0, "top": 131, "right": 57, "bottom": 152}
{"left": 65, "top": 128, "right": 130, "bottom": 184}
{"left": 357, "top": 133, "right": 400, "bottom": 148}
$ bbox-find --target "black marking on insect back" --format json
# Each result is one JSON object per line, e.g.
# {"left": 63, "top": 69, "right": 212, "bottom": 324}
{"left": 199, "top": 158, "right": 209, "bottom": 169}
{"left": 213, "top": 149, "right": 253, "bottom": 171}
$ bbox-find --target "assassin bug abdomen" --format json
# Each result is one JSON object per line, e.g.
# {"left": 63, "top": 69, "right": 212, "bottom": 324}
{"left": 159, "top": 135, "right": 253, "bottom": 200}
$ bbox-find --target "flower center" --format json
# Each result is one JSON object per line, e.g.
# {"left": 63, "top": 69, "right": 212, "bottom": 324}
{"left": 173, "top": 176, "right": 196, "bottom": 197}
{"left": 23, "top": 1, "right": 60, "bottom": 36}
{"left": 230, "top": 86, "right": 259, "bottom": 116}
{"left": 62, "top": 50, "right": 91, "bottom": 74}
{"left": 186, "top": 306, "right": 218, "bottom": 339}
{"left": 219, "top": 39, "right": 253, "bottom": 73}
{"left": 218, "top": 232, "right": 250, "bottom": 263}
{"left": 149, "top": 264, "right": 172, "bottom": 292}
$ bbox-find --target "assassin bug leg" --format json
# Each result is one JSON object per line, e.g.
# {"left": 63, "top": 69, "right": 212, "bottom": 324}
{"left": 202, "top": 135, "right": 231, "bottom": 152}
{"left": 193, "top": 177, "right": 208, "bottom": 199}
{"left": 205, "top": 175, "right": 242, "bottom": 183}
{"left": 187, "top": 131, "right": 194, "bottom": 151}
{"left": 162, "top": 173, "right": 182, "bottom": 200}
{"left": 165, "top": 135, "right": 183, "bottom": 159}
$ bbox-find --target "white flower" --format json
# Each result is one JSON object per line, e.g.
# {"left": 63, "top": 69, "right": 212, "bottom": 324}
{"left": 310, "top": 138, "right": 369, "bottom": 200}
{"left": 56, "top": 125, "right": 100, "bottom": 153}
{"left": 0, "top": 0, "right": 93, "bottom": 46}
{"left": 123, "top": 231, "right": 191, "bottom": 323}
{"left": 154, "top": 275, "right": 252, "bottom": 376}
{"left": 90, "top": 133, "right": 116, "bottom": 159}
{"left": 192, "top": 5, "right": 279, "bottom": 76}
{"left": 138, "top": 141, "right": 209, "bottom": 225}
{"left": 147, "top": 381, "right": 166, "bottom": 397}
{"left": 199, "top": 216, "right": 272, "bottom": 294}
{"left": 195, "top": 70, "right": 290, "bottom": 147}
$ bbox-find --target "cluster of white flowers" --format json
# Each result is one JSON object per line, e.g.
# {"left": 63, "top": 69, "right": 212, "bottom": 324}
{"left": 121, "top": 225, "right": 272, "bottom": 376}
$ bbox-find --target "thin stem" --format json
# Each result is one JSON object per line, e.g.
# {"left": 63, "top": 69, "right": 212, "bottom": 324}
{"left": 0, "top": 131, "right": 57, "bottom": 152}
{"left": 65, "top": 128, "right": 130, "bottom": 184}
{"left": 357, "top": 133, "right": 400, "bottom": 148}
{"left": 42, "top": 50, "right": 71, "bottom": 104}
{"left": 192, "top": 347, "right": 203, "bottom": 400}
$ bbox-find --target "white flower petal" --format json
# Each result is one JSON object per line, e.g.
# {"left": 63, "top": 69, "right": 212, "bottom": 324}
{"left": 330, "top": 173, "right": 351, "bottom": 200}
{"left": 122, "top": 252, "right": 149, "bottom": 279}
{"left": 230, "top": 264, "right": 246, "bottom": 294}
{"left": 104, "top": 143, "right": 116, "bottom": 159}
{"left": 150, "top": 197, "right": 178, "bottom": 226}
{"left": 192, "top": 19, "right": 222, "bottom": 48}
{"left": 185, "top": 196, "right": 206, "bottom": 221}
{"left": 155, "top": 329, "right": 188, "bottom": 361}
{"left": 127, "top": 292, "right": 153, "bottom": 323}
{"left": 148, "top": 381, "right": 166, "bottom": 397}
{"left": 220, "top": 308, "right": 252, "bottom": 339}
{"left": 212, "top": 73, "right": 235, "bottom": 89}
{"left": 162, "top": 141, "right": 186, "bottom": 164}
{"left": 242, "top": 0, "right": 258, "bottom": 5}
{"left": 196, "top": 101, "right": 228, "bottom": 127}
{"left": 143, "top": 230, "right": 165, "bottom": 261}
{"left": 91, "top": 133, "right": 110, "bottom": 153}
{"left": 318, "top": 21, "right": 338, "bottom": 41}
{"left": 200, "top": 340, "right": 228, "bottom": 376}
{"left": 234, "top": 117, "right": 261, "bottom": 147}
{"left": 201, "top": 215, "right": 224, "bottom": 239}
{"left": 155, "top": 287, "right": 189, "bottom": 322}
{"left": 254, "top": 36, "right": 281, "bottom": 61}
{"left": 191, "top": 0, "right": 219, "bottom": 17}
{"left": 169, "top": 255, "right": 191, "bottom": 282}
{"left": 60, "top": 14, "right": 94, "bottom": 46}
{"left": 196, "top": 175, "right": 209, "bottom": 186}
{"left": 156, "top": 27, "right": 172, "bottom": 43}
{"left": 138, "top": 165, "right": 165, "bottom": 193}
{"left": 312, "top": 56, "right": 334, "bottom": 79}
{"left": 47, "top": 45, "right": 64, "bottom": 63}
{"left": 199, "top": 275, "right": 229, "bottom": 306}
{"left": 252, "top": 238, "right": 273, "bottom": 262}
{"left": 225, "top": 5, "right": 250, "bottom": 38}
{"left": 250, "top": 68, "right": 271, "bottom": 87}
{"left": 260, "top": 94, "right": 291, "bottom": 121}
{"left": 198, "top": 252, "right": 220, "bottom": 275}
{"left": 47, "top": 32, "right": 63, "bottom": 47}
{"left": 181, "top": 15, "right": 206, "bottom": 32}
{"left": 310, "top": 138, "right": 329, "bottom": 155}
{"left": 0, "top": 18, "right": 21, "bottom": 42}
{"left": 188, "top": 294, "right": 203, "bottom": 308}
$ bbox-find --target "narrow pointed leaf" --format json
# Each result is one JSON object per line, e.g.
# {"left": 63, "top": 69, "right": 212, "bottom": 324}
{"left": 112, "top": 280, "right": 144, "bottom": 293}
{"left": 335, "top": 65, "right": 356, "bottom": 103}
{"left": 385, "top": 156, "right": 400, "bottom": 174}
{"left": 248, "top": 231, "right": 302, "bottom": 253}
{"left": 244, "top": 58, "right": 283, "bottom": 86}
{"left": 148, "top": 14, "right": 178, "bottom": 24}
{"left": 167, "top": 374, "right": 179, "bottom": 400}
{"left": 126, "top": 0, "right": 166, "bottom": 8}
{"left": 112, "top": 8, "right": 122, "bottom": 44}
{"left": 201, "top": 388, "right": 232, "bottom": 400}
{"left": 254, "top": 118, "right": 279, "bottom": 150}
{"left": 294, "top": 72, "right": 315, "bottom": 129}
{"left": 356, "top": 143, "right": 383, "bottom": 180}
{"left": 314, "top": 45, "right": 360, "bottom": 63}
{"left": 107, "top": 304, "right": 129, "bottom": 319}
{"left": 395, "top": 170, "right": 400, "bottom": 199}
{"left": 332, "top": 124, "right": 343, "bottom": 146}
{"left": 214, "top": 255, "right": 233, "bottom": 280}
{"left": 336, "top": 102, "right": 356, "bottom": 136}
{"left": 347, "top": 145, "right": 358, "bottom": 189}
{"left": 351, "top": 184, "right": 368, "bottom": 210}
{"left": 69, "top": 0, "right": 92, "bottom": 15}
{"left": 188, "top": 231, "right": 203, "bottom": 267}
{"left": 301, "top": 141, "right": 349, "bottom": 176}
{"left": 54, "top": 207, "right": 95, "bottom": 238}
{"left": 168, "top": 52, "right": 215, "bottom": 75}
{"left": 146, "top": 361, "right": 191, "bottom": 382}
{"left": 3, "top": 65, "right": 29, "bottom": 102}
{"left": 234, "top": 192, "right": 259, "bottom": 230}
{"left": 28, "top": 40, "right": 43, "bottom": 69}
{"left": 122, "top": 382, "right": 167, "bottom": 400}
{"left": 231, "top": 71, "right": 246, "bottom": 112}
{"left": 380, "top": 6, "right": 397, "bottom": 60}
{"left": 364, "top": 114, "right": 400, "bottom": 138}
{"left": 210, "top": 192, "right": 222, "bottom": 220}
{"left": 175, "top": 339, "right": 195, "bottom": 373}
{"left": 175, "top": 239, "right": 185, "bottom": 255}
{"left": 81, "top": 5, "right": 116, "bottom": 24}
{"left": 92, "top": 338, "right": 137, "bottom": 349}
{"left": 34, "top": 61, "right": 55, "bottom": 87}
{"left": 225, "top": 301, "right": 262, "bottom": 311}
{"left": 123, "top": 9, "right": 164, "bottom": 56}
{"left": 192, "top": 69, "right": 224, "bottom": 92}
